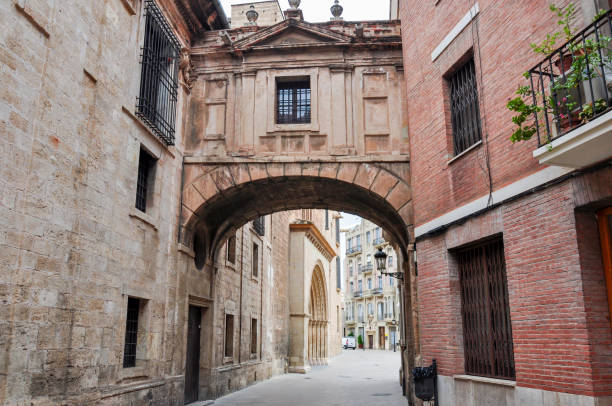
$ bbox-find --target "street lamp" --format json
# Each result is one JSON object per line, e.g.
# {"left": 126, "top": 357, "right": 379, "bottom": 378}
{"left": 374, "top": 247, "right": 404, "bottom": 280}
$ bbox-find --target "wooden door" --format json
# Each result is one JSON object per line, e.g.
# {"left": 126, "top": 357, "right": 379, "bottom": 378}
{"left": 368, "top": 334, "right": 374, "bottom": 349}
{"left": 598, "top": 208, "right": 612, "bottom": 329}
{"left": 185, "top": 306, "right": 202, "bottom": 404}
{"left": 378, "top": 327, "right": 385, "bottom": 350}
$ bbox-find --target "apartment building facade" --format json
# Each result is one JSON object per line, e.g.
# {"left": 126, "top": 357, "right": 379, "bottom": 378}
{"left": 402, "top": 0, "right": 612, "bottom": 405}
{"left": 343, "top": 219, "right": 401, "bottom": 351}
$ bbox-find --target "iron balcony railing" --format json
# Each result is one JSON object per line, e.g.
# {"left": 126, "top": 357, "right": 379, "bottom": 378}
{"left": 353, "top": 290, "right": 363, "bottom": 298}
{"left": 372, "top": 287, "right": 384, "bottom": 295}
{"left": 526, "top": 9, "right": 612, "bottom": 146}
{"left": 346, "top": 245, "right": 363, "bottom": 255}
{"left": 360, "top": 263, "right": 373, "bottom": 273}
{"left": 373, "top": 237, "right": 386, "bottom": 246}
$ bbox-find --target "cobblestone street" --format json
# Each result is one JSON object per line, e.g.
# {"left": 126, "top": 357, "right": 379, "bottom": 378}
{"left": 211, "top": 350, "right": 407, "bottom": 406}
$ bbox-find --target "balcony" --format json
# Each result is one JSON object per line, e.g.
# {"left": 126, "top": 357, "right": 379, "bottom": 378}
{"left": 360, "top": 263, "right": 373, "bottom": 274}
{"left": 353, "top": 289, "right": 363, "bottom": 298}
{"left": 346, "top": 245, "right": 363, "bottom": 256}
{"left": 345, "top": 317, "right": 355, "bottom": 325}
{"left": 525, "top": 10, "right": 612, "bottom": 169}
{"left": 373, "top": 237, "right": 386, "bottom": 246}
{"left": 372, "top": 287, "right": 384, "bottom": 295}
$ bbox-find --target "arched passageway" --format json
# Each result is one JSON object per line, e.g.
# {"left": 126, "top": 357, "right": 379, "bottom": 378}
{"left": 178, "top": 160, "right": 416, "bottom": 401}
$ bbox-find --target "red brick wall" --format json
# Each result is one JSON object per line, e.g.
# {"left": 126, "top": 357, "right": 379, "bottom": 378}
{"left": 401, "top": 0, "right": 583, "bottom": 227}
{"left": 417, "top": 178, "right": 612, "bottom": 396}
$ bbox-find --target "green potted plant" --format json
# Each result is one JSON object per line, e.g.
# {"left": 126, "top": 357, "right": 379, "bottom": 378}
{"left": 357, "top": 334, "right": 364, "bottom": 349}
{"left": 507, "top": 4, "right": 611, "bottom": 143}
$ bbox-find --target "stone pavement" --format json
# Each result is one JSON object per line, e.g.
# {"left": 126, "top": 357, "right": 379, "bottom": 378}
{"left": 211, "top": 350, "right": 408, "bottom": 406}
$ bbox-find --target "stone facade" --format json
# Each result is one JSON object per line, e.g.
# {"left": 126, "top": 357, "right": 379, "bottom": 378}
{"left": 401, "top": 0, "right": 612, "bottom": 405}
{"left": 230, "top": 1, "right": 284, "bottom": 28}
{"left": 343, "top": 219, "right": 401, "bottom": 351}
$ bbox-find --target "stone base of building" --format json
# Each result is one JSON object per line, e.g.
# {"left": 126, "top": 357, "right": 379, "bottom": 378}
{"left": 436, "top": 375, "right": 612, "bottom": 406}
{"left": 288, "top": 365, "right": 312, "bottom": 374}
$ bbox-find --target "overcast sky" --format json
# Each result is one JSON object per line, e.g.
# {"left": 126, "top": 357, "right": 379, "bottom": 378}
{"left": 219, "top": 0, "right": 390, "bottom": 23}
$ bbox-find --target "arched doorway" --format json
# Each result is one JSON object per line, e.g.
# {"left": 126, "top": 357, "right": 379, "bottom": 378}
{"left": 308, "top": 265, "right": 328, "bottom": 366}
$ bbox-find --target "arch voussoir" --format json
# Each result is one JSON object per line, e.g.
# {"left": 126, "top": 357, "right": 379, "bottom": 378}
{"left": 370, "top": 169, "right": 400, "bottom": 198}
{"left": 248, "top": 163, "right": 268, "bottom": 181}
{"left": 210, "top": 166, "right": 235, "bottom": 192}
{"left": 353, "top": 163, "right": 380, "bottom": 190}
{"left": 266, "top": 162, "right": 284, "bottom": 178}
{"left": 319, "top": 163, "right": 339, "bottom": 179}
{"left": 301, "top": 162, "right": 321, "bottom": 177}
{"left": 284, "top": 162, "right": 302, "bottom": 177}
{"left": 191, "top": 173, "right": 219, "bottom": 201}
{"left": 228, "top": 163, "right": 251, "bottom": 186}
{"left": 336, "top": 163, "right": 360, "bottom": 183}
{"left": 386, "top": 181, "right": 412, "bottom": 210}
{"left": 183, "top": 184, "right": 206, "bottom": 216}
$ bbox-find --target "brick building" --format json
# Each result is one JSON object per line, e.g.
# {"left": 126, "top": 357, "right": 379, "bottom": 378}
{"left": 401, "top": 0, "right": 612, "bottom": 405}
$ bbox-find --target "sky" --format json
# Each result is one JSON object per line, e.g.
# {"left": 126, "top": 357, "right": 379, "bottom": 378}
{"left": 219, "top": 0, "right": 390, "bottom": 23}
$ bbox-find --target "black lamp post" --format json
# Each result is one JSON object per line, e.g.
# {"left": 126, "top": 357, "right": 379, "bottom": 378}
{"left": 374, "top": 247, "right": 404, "bottom": 280}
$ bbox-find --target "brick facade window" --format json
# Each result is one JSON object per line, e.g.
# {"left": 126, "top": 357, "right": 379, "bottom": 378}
{"left": 253, "top": 217, "right": 265, "bottom": 236}
{"left": 135, "top": 148, "right": 156, "bottom": 213}
{"left": 449, "top": 58, "right": 482, "bottom": 155}
{"left": 123, "top": 297, "right": 140, "bottom": 368}
{"left": 457, "top": 238, "right": 515, "bottom": 380}
{"left": 276, "top": 78, "right": 311, "bottom": 124}
{"left": 136, "top": 0, "right": 180, "bottom": 146}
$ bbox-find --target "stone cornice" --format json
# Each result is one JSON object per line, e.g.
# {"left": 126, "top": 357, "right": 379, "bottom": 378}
{"left": 290, "top": 223, "right": 337, "bottom": 261}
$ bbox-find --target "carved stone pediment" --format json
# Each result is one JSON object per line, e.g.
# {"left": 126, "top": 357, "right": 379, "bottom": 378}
{"left": 232, "top": 18, "right": 352, "bottom": 51}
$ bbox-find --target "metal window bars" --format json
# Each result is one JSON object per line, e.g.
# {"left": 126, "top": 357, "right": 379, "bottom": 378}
{"left": 276, "top": 80, "right": 311, "bottom": 124}
{"left": 136, "top": 0, "right": 181, "bottom": 146}
{"left": 450, "top": 58, "right": 482, "bottom": 155}
{"left": 526, "top": 10, "right": 612, "bottom": 146}
{"left": 457, "top": 239, "right": 515, "bottom": 380}
{"left": 123, "top": 298, "right": 140, "bottom": 368}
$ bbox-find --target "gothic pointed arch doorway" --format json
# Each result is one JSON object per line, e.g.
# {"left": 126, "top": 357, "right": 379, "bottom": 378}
{"left": 308, "top": 265, "right": 328, "bottom": 366}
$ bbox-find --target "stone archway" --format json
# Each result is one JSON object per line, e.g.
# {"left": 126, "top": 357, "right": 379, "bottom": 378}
{"left": 180, "top": 160, "right": 412, "bottom": 261}
{"left": 308, "top": 265, "right": 328, "bottom": 366}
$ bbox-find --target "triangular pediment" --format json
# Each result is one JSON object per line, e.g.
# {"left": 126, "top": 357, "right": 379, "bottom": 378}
{"left": 232, "top": 19, "right": 352, "bottom": 51}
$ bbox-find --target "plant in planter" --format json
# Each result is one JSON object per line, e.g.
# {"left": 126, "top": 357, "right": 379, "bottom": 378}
{"left": 508, "top": 3, "right": 612, "bottom": 144}
{"left": 578, "top": 98, "right": 608, "bottom": 121}
{"left": 357, "top": 334, "right": 364, "bottom": 349}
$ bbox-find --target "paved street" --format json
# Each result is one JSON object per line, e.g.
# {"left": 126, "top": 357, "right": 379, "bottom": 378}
{"left": 212, "top": 350, "right": 408, "bottom": 406}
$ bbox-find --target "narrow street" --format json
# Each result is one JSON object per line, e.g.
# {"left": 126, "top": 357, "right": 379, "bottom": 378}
{"left": 212, "top": 350, "right": 407, "bottom": 406}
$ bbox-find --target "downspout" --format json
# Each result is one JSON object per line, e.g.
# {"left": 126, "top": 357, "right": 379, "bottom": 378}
{"left": 238, "top": 227, "right": 244, "bottom": 364}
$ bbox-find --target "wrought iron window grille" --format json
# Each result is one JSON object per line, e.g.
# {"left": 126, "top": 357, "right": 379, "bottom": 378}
{"left": 525, "top": 9, "right": 612, "bottom": 146}
{"left": 276, "top": 79, "right": 311, "bottom": 124}
{"left": 457, "top": 239, "right": 515, "bottom": 380}
{"left": 449, "top": 58, "right": 482, "bottom": 155}
{"left": 123, "top": 298, "right": 140, "bottom": 368}
{"left": 136, "top": 0, "right": 181, "bottom": 146}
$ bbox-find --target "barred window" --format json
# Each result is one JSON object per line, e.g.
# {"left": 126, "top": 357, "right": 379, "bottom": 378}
{"left": 135, "top": 148, "right": 156, "bottom": 212}
{"left": 123, "top": 298, "right": 140, "bottom": 368}
{"left": 253, "top": 217, "right": 265, "bottom": 236}
{"left": 449, "top": 58, "right": 482, "bottom": 155}
{"left": 457, "top": 239, "right": 515, "bottom": 380}
{"left": 136, "top": 0, "right": 180, "bottom": 146}
{"left": 276, "top": 78, "right": 311, "bottom": 124}
{"left": 227, "top": 234, "right": 236, "bottom": 264}
{"left": 252, "top": 242, "right": 259, "bottom": 278}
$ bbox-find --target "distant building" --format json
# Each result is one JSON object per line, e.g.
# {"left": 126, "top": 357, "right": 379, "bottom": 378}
{"left": 230, "top": 1, "right": 284, "bottom": 28}
{"left": 343, "top": 219, "right": 400, "bottom": 350}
